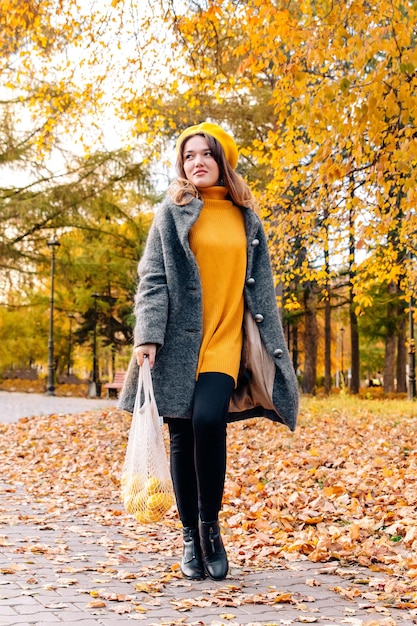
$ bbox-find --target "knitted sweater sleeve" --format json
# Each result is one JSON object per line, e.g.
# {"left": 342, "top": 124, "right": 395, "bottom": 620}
{"left": 133, "top": 217, "right": 169, "bottom": 348}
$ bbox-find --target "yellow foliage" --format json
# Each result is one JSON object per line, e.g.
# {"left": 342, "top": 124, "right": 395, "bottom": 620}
{"left": 3, "top": 0, "right": 417, "bottom": 307}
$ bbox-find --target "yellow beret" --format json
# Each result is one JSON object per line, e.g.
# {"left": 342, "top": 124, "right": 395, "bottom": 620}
{"left": 176, "top": 122, "right": 238, "bottom": 169}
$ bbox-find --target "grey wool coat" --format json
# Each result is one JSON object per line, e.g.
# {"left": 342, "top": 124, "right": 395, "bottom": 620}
{"left": 118, "top": 194, "right": 299, "bottom": 432}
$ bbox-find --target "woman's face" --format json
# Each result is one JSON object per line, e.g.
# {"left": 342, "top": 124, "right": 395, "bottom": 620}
{"left": 182, "top": 135, "right": 220, "bottom": 189}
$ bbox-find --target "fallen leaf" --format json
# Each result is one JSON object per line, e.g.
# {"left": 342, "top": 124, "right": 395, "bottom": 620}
{"left": 86, "top": 600, "right": 106, "bottom": 608}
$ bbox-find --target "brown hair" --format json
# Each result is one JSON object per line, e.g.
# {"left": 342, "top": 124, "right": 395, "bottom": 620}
{"left": 168, "top": 133, "right": 257, "bottom": 211}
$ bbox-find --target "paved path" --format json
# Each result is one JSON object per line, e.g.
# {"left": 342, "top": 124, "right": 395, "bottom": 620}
{"left": 0, "top": 391, "right": 117, "bottom": 423}
{"left": 0, "top": 392, "right": 414, "bottom": 625}
{"left": 1, "top": 480, "right": 413, "bottom": 626}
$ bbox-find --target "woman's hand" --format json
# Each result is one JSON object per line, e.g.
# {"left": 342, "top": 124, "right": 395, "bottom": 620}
{"left": 134, "top": 343, "right": 157, "bottom": 368}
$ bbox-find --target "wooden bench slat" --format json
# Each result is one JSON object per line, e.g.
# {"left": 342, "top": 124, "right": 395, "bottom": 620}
{"left": 104, "top": 371, "right": 126, "bottom": 398}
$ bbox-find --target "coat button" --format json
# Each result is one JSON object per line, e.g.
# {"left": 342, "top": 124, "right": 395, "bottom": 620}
{"left": 274, "top": 348, "right": 283, "bottom": 358}
{"left": 246, "top": 277, "right": 255, "bottom": 286}
{"left": 251, "top": 238, "right": 260, "bottom": 247}
{"left": 254, "top": 313, "right": 264, "bottom": 323}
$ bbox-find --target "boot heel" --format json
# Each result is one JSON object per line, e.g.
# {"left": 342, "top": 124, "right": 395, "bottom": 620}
{"left": 199, "top": 520, "right": 228, "bottom": 581}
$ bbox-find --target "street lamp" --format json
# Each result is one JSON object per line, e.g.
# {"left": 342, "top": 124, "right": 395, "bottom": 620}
{"left": 67, "top": 313, "right": 75, "bottom": 377}
{"left": 46, "top": 237, "right": 60, "bottom": 396}
{"left": 340, "top": 327, "right": 345, "bottom": 385}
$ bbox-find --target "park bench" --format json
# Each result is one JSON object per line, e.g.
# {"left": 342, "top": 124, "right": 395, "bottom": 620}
{"left": 104, "top": 371, "right": 126, "bottom": 398}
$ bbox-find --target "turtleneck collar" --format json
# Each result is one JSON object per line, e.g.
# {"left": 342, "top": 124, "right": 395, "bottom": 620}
{"left": 199, "top": 186, "right": 229, "bottom": 202}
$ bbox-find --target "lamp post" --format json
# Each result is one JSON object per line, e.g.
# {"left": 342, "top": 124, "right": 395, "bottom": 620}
{"left": 67, "top": 313, "right": 75, "bottom": 377}
{"left": 409, "top": 293, "right": 416, "bottom": 400}
{"left": 340, "top": 327, "right": 345, "bottom": 385}
{"left": 46, "top": 237, "right": 60, "bottom": 396}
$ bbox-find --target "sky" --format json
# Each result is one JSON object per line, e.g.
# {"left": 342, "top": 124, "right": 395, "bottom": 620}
{"left": 0, "top": 0, "right": 175, "bottom": 191}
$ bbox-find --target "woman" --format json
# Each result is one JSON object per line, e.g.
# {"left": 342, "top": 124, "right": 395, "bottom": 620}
{"left": 119, "top": 122, "right": 299, "bottom": 581}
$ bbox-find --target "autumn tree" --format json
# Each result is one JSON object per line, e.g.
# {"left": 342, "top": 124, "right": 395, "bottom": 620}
{"left": 1, "top": 176, "right": 152, "bottom": 377}
{"left": 112, "top": 0, "right": 417, "bottom": 392}
{"left": 3, "top": 0, "right": 417, "bottom": 392}
{"left": 0, "top": 2, "right": 158, "bottom": 378}
{"left": 1, "top": 0, "right": 153, "bottom": 277}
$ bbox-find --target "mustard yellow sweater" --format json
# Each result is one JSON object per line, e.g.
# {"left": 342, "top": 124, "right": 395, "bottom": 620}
{"left": 189, "top": 186, "right": 247, "bottom": 383}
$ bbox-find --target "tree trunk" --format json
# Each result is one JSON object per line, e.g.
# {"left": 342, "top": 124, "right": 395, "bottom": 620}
{"left": 324, "top": 296, "right": 331, "bottom": 394}
{"left": 396, "top": 316, "right": 407, "bottom": 392}
{"left": 349, "top": 203, "right": 360, "bottom": 393}
{"left": 302, "top": 284, "right": 318, "bottom": 395}
{"left": 384, "top": 333, "right": 396, "bottom": 392}
{"left": 292, "top": 322, "right": 299, "bottom": 376}
{"left": 383, "top": 281, "right": 397, "bottom": 392}
{"left": 323, "top": 202, "right": 331, "bottom": 395}
{"left": 349, "top": 306, "right": 360, "bottom": 393}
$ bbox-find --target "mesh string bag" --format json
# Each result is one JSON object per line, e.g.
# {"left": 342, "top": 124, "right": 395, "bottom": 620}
{"left": 121, "top": 358, "right": 173, "bottom": 523}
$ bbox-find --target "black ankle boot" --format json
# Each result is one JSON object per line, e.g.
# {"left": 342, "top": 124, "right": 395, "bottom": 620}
{"left": 181, "top": 527, "right": 205, "bottom": 580}
{"left": 199, "top": 520, "right": 228, "bottom": 581}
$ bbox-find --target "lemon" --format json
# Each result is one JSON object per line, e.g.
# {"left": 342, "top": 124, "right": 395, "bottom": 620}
{"left": 145, "top": 477, "right": 163, "bottom": 496}
{"left": 124, "top": 475, "right": 172, "bottom": 522}
{"left": 129, "top": 473, "right": 146, "bottom": 493}
{"left": 123, "top": 493, "right": 136, "bottom": 514}
{"left": 133, "top": 490, "right": 148, "bottom": 511}
{"left": 145, "top": 508, "right": 163, "bottom": 522}
{"left": 147, "top": 492, "right": 172, "bottom": 515}
{"left": 134, "top": 510, "right": 149, "bottom": 523}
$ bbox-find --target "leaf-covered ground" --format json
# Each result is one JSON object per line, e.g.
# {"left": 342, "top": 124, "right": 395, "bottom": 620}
{"left": 0, "top": 378, "right": 90, "bottom": 397}
{"left": 0, "top": 394, "right": 416, "bottom": 616}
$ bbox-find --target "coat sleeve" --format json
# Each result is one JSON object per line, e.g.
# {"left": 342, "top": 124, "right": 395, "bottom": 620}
{"left": 133, "top": 216, "right": 169, "bottom": 348}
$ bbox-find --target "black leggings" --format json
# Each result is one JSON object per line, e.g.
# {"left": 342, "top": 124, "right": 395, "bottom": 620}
{"left": 167, "top": 372, "right": 234, "bottom": 527}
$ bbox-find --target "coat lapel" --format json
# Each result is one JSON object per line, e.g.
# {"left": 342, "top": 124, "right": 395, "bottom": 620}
{"left": 170, "top": 197, "right": 202, "bottom": 254}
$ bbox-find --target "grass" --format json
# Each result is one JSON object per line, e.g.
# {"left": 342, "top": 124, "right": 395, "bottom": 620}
{"left": 300, "top": 392, "right": 416, "bottom": 420}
